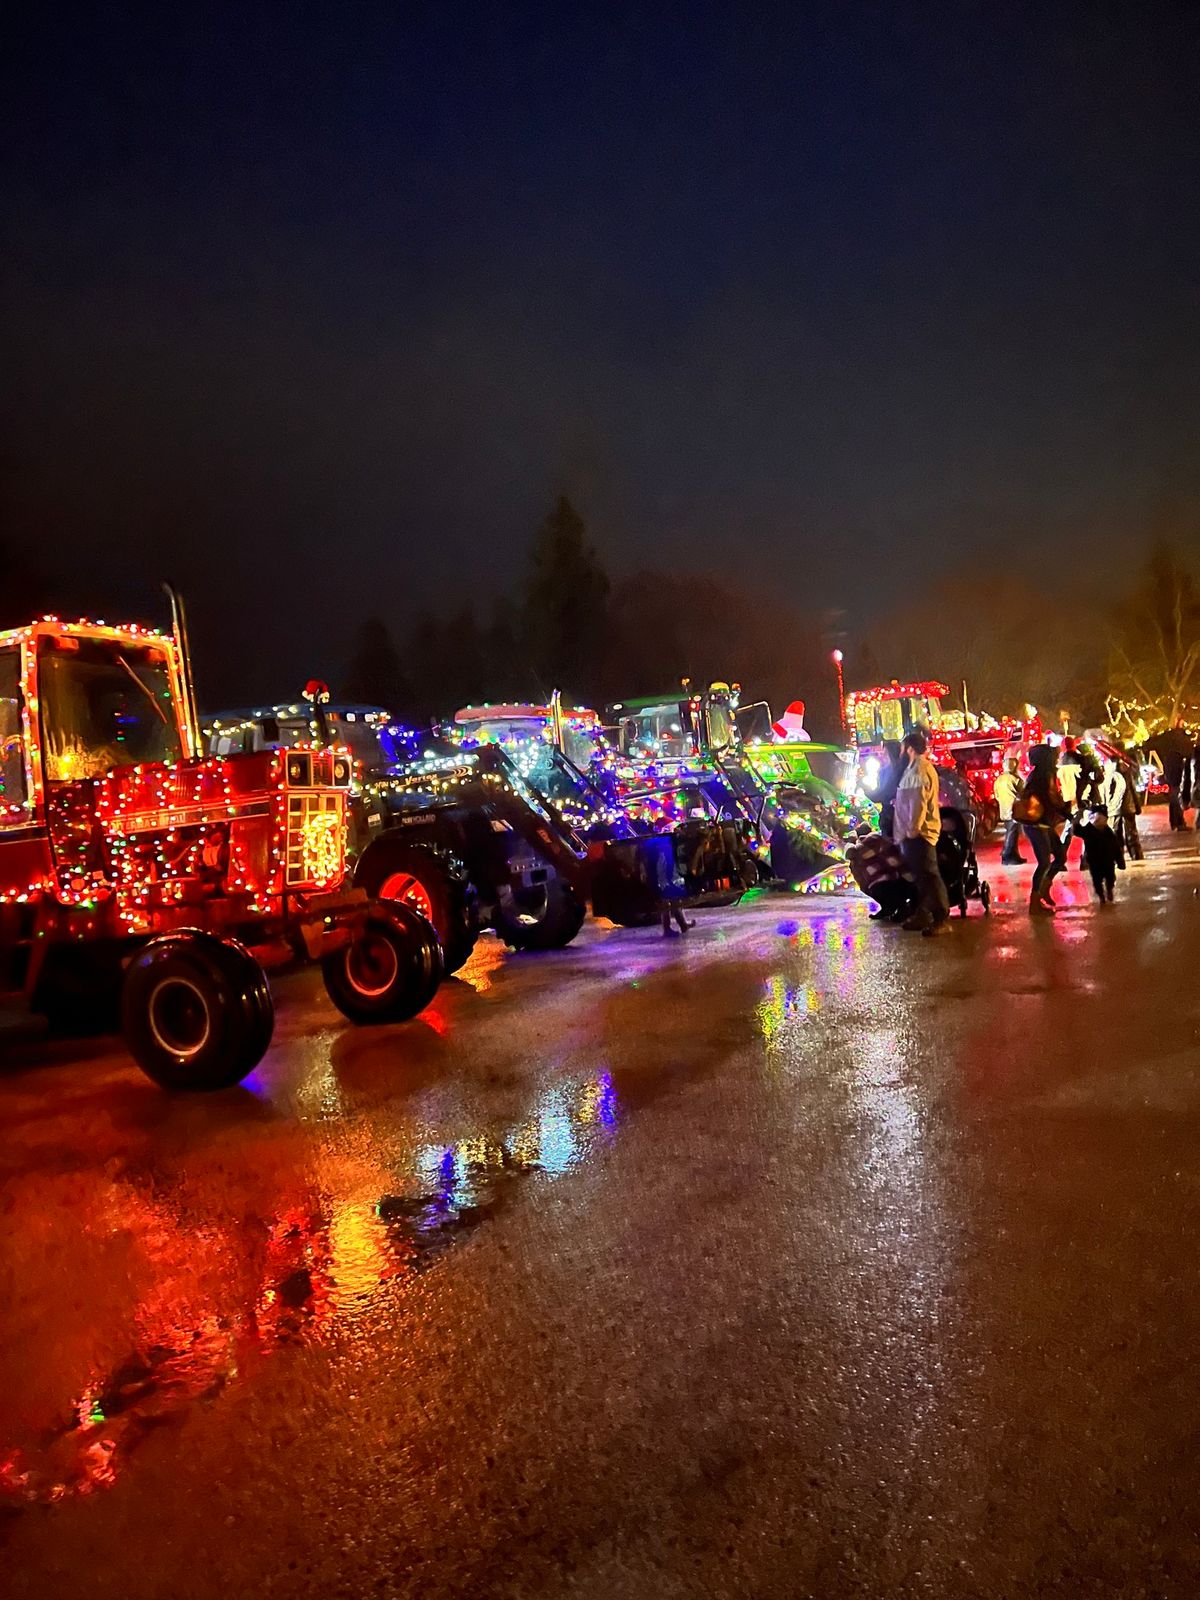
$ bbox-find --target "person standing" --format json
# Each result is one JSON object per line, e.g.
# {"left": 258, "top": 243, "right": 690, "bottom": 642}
{"left": 1099, "top": 755, "right": 1128, "bottom": 868}
{"left": 1152, "top": 719, "right": 1193, "bottom": 831}
{"left": 1020, "top": 744, "right": 1070, "bottom": 916}
{"left": 993, "top": 755, "right": 1027, "bottom": 865}
{"left": 867, "top": 739, "right": 904, "bottom": 840}
{"left": 1079, "top": 811, "right": 1122, "bottom": 903}
{"left": 1117, "top": 749, "right": 1144, "bottom": 862}
{"left": 893, "top": 730, "right": 950, "bottom": 937}
{"left": 1057, "top": 739, "right": 1082, "bottom": 859}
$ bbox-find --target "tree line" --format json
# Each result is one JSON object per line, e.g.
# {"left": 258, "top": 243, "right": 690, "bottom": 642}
{"left": 342, "top": 496, "right": 847, "bottom": 732}
{"left": 346, "top": 500, "right": 1200, "bottom": 739}
{"left": 5, "top": 496, "right": 1197, "bottom": 740}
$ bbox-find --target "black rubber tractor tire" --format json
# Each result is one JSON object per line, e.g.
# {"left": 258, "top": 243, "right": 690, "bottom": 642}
{"left": 321, "top": 903, "right": 444, "bottom": 1024}
{"left": 212, "top": 938, "right": 276, "bottom": 1065}
{"left": 355, "top": 839, "right": 478, "bottom": 975}
{"left": 495, "top": 877, "right": 587, "bottom": 951}
{"left": 120, "top": 933, "right": 272, "bottom": 1091}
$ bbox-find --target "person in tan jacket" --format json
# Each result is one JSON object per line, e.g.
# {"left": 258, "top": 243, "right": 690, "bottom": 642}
{"left": 893, "top": 730, "right": 950, "bottom": 937}
{"left": 994, "top": 756, "right": 1027, "bottom": 865}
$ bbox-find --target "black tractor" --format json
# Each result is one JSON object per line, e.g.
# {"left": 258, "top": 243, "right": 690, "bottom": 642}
{"left": 206, "top": 699, "right": 759, "bottom": 971}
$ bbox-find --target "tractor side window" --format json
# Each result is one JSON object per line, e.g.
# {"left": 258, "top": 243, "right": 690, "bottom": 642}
{"left": 706, "top": 700, "right": 734, "bottom": 752}
{"left": 0, "top": 649, "right": 28, "bottom": 822}
{"left": 38, "top": 637, "right": 183, "bottom": 783}
{"left": 560, "top": 725, "right": 597, "bottom": 770}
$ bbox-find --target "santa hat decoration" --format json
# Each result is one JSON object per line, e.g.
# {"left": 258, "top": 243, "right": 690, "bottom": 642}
{"left": 771, "top": 700, "right": 807, "bottom": 740}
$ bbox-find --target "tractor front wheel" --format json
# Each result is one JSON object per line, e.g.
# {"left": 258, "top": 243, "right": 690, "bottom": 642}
{"left": 121, "top": 934, "right": 272, "bottom": 1090}
{"left": 321, "top": 903, "right": 443, "bottom": 1024}
{"left": 355, "top": 840, "right": 478, "bottom": 974}
{"left": 495, "top": 877, "right": 586, "bottom": 951}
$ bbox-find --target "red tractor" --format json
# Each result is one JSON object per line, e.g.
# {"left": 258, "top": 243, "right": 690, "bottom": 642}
{"left": 0, "top": 601, "right": 441, "bottom": 1090}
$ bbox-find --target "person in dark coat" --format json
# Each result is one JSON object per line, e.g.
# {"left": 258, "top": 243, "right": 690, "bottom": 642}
{"left": 1021, "top": 744, "right": 1071, "bottom": 915}
{"left": 867, "top": 740, "right": 904, "bottom": 840}
{"left": 1078, "top": 810, "right": 1122, "bottom": 903}
{"left": 1117, "top": 749, "right": 1144, "bottom": 861}
{"left": 1150, "top": 720, "right": 1193, "bottom": 831}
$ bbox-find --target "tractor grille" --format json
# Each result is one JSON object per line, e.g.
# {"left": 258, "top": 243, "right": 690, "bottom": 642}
{"left": 284, "top": 791, "right": 345, "bottom": 889}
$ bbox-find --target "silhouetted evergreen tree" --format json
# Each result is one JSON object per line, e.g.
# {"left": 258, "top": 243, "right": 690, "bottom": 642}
{"left": 342, "top": 616, "right": 411, "bottom": 712}
{"left": 522, "top": 496, "right": 610, "bottom": 699}
{"left": 440, "top": 604, "right": 486, "bottom": 710}
{"left": 482, "top": 599, "right": 523, "bottom": 701}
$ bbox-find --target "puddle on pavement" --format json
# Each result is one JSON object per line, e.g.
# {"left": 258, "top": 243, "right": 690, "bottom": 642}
{"left": 1, "top": 1069, "right": 620, "bottom": 1509}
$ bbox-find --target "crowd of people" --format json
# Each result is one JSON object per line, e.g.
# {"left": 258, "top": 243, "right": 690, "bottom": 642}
{"left": 865, "top": 723, "right": 1199, "bottom": 927}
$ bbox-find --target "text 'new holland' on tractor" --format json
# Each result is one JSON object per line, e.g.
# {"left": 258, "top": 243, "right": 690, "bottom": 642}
{"left": 0, "top": 598, "right": 441, "bottom": 1090}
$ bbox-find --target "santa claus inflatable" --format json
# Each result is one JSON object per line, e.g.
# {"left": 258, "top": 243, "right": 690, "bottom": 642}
{"left": 771, "top": 700, "right": 811, "bottom": 742}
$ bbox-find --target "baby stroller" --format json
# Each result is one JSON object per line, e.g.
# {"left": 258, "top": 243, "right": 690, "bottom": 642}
{"left": 848, "top": 806, "right": 991, "bottom": 920}
{"left": 936, "top": 805, "right": 991, "bottom": 916}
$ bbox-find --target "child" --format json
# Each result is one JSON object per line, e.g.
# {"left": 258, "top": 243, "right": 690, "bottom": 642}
{"left": 1078, "top": 809, "right": 1122, "bottom": 903}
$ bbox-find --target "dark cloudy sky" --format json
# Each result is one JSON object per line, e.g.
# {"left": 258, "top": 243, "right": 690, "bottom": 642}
{"left": 4, "top": 2, "right": 1198, "bottom": 700}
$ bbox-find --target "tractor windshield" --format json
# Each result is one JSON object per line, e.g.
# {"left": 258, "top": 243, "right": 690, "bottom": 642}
{"left": 618, "top": 704, "right": 696, "bottom": 760}
{"left": 39, "top": 636, "right": 183, "bottom": 783}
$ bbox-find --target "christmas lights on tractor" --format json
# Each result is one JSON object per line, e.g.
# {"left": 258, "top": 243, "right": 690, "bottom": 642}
{"left": 0, "top": 598, "right": 441, "bottom": 1090}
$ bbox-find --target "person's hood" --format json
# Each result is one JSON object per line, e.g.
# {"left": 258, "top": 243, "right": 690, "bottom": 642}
{"left": 1028, "top": 744, "right": 1058, "bottom": 775}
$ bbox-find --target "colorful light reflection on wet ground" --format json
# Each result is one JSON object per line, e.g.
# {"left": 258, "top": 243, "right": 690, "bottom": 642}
{"left": 2, "top": 817, "right": 1199, "bottom": 1599}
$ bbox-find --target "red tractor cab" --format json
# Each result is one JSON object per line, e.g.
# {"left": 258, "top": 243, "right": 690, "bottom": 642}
{"left": 928, "top": 716, "right": 1044, "bottom": 836}
{"left": 0, "top": 610, "right": 441, "bottom": 1090}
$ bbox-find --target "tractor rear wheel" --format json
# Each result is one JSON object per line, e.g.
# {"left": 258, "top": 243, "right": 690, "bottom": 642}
{"left": 321, "top": 903, "right": 443, "bottom": 1023}
{"left": 355, "top": 840, "right": 478, "bottom": 974}
{"left": 121, "top": 934, "right": 271, "bottom": 1090}
{"left": 495, "top": 877, "right": 586, "bottom": 951}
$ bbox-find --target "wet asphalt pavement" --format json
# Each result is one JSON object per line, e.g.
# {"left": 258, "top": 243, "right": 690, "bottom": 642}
{"left": 3, "top": 815, "right": 1200, "bottom": 1599}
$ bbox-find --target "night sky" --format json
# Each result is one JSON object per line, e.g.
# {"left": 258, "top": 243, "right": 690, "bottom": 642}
{"left": 4, "top": 3, "right": 1198, "bottom": 702}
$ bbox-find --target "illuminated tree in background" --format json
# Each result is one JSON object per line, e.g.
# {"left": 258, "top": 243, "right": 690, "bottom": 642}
{"left": 1108, "top": 546, "right": 1200, "bottom": 734}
